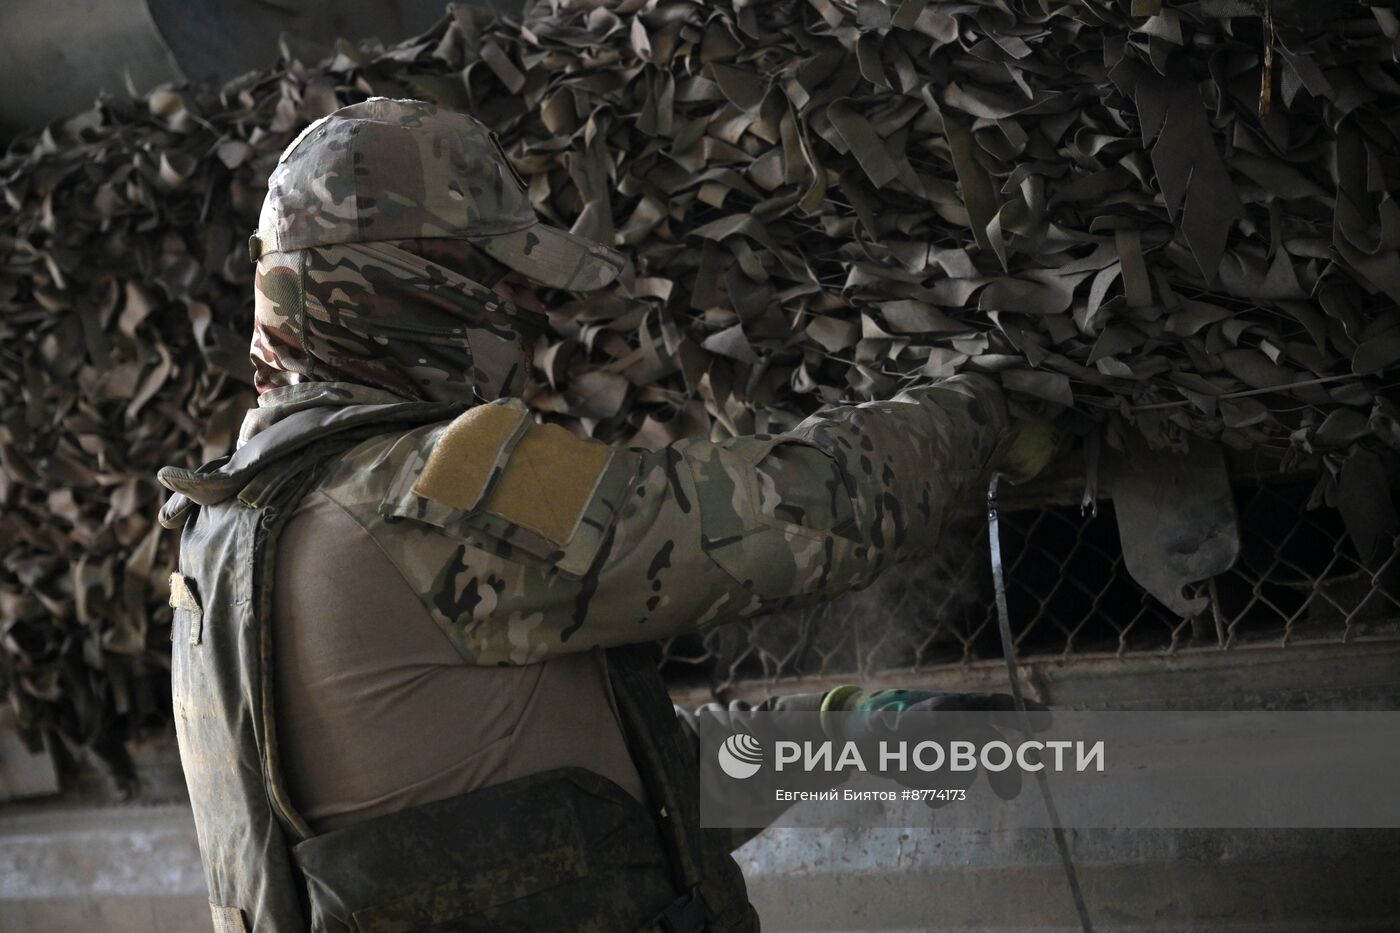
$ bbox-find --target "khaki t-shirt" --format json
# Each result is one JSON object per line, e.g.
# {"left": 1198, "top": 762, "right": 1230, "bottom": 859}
{"left": 271, "top": 489, "right": 646, "bottom": 833}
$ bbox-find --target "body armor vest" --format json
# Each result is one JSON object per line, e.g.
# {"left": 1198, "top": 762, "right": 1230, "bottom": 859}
{"left": 157, "top": 401, "right": 756, "bottom": 933}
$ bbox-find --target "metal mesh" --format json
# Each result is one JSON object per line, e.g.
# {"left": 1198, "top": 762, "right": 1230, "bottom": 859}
{"left": 658, "top": 478, "right": 1400, "bottom": 696}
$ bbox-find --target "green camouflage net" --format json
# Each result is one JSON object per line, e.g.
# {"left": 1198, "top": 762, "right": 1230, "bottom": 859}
{"left": 1, "top": 0, "right": 1398, "bottom": 770}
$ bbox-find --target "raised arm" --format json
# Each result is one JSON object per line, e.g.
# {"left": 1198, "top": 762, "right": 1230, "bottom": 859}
{"left": 339, "top": 373, "right": 1019, "bottom": 665}
{"left": 584, "top": 373, "right": 1012, "bottom": 637}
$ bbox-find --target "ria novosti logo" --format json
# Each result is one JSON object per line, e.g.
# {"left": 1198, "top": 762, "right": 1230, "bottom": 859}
{"left": 714, "top": 731, "right": 1105, "bottom": 780}
{"left": 717, "top": 733, "right": 764, "bottom": 779}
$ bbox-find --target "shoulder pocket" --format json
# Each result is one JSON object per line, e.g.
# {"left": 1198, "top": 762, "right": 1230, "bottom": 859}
{"left": 381, "top": 402, "right": 637, "bottom": 577}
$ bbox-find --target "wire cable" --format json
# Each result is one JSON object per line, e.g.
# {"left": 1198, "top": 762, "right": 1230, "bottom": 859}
{"left": 988, "top": 474, "right": 1095, "bottom": 933}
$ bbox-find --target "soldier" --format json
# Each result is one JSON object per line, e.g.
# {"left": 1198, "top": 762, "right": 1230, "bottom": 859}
{"left": 158, "top": 98, "right": 1056, "bottom": 933}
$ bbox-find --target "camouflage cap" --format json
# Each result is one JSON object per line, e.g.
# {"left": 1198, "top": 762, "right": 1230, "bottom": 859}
{"left": 251, "top": 98, "right": 626, "bottom": 291}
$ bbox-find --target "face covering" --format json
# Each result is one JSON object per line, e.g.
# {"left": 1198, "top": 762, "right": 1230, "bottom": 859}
{"left": 251, "top": 238, "right": 531, "bottom": 405}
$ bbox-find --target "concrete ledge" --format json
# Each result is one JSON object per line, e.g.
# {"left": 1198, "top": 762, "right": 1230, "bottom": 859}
{"left": 740, "top": 827, "right": 1400, "bottom": 932}
{"left": 3, "top": 642, "right": 1397, "bottom": 932}
{"left": 0, "top": 896, "right": 210, "bottom": 933}
{"left": 4, "top": 805, "right": 1397, "bottom": 933}
{"left": 672, "top": 640, "right": 1400, "bottom": 711}
{"left": 0, "top": 804, "right": 207, "bottom": 933}
{"left": 0, "top": 804, "right": 205, "bottom": 900}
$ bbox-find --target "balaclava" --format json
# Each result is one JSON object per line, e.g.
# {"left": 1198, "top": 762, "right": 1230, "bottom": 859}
{"left": 252, "top": 237, "right": 530, "bottom": 404}
{"left": 246, "top": 97, "right": 624, "bottom": 405}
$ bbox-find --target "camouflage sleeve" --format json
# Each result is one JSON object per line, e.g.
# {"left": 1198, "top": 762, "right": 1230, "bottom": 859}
{"left": 333, "top": 374, "right": 1009, "bottom": 665}
{"left": 592, "top": 372, "right": 1010, "bottom": 637}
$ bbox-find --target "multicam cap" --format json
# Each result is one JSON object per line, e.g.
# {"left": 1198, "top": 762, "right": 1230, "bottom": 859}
{"left": 250, "top": 98, "right": 625, "bottom": 291}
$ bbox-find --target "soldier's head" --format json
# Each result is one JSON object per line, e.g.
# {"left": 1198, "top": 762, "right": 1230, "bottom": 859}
{"left": 248, "top": 98, "right": 624, "bottom": 404}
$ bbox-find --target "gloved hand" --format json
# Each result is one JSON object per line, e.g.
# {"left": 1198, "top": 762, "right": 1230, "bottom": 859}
{"left": 820, "top": 686, "right": 1049, "bottom": 716}
{"left": 997, "top": 418, "right": 1070, "bottom": 484}
{"left": 821, "top": 685, "right": 1051, "bottom": 806}
{"left": 820, "top": 686, "right": 938, "bottom": 714}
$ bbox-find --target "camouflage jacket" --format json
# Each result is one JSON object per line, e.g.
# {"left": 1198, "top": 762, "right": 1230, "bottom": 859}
{"left": 248, "top": 372, "right": 1010, "bottom": 666}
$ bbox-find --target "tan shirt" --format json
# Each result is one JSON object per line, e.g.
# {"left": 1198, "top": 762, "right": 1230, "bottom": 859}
{"left": 272, "top": 489, "right": 646, "bottom": 833}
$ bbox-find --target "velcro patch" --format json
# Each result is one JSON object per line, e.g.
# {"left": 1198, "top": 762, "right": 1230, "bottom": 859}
{"left": 209, "top": 904, "right": 247, "bottom": 933}
{"left": 169, "top": 572, "right": 204, "bottom": 645}
{"left": 413, "top": 403, "right": 531, "bottom": 511}
{"left": 483, "top": 423, "right": 612, "bottom": 545}
{"left": 169, "top": 572, "right": 202, "bottom": 614}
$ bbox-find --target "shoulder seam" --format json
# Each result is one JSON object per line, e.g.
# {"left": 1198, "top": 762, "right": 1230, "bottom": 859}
{"left": 310, "top": 486, "right": 469, "bottom": 657}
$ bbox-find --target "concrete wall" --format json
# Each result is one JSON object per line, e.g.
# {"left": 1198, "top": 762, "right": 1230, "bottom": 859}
{"left": 0, "top": 804, "right": 205, "bottom": 933}
{"left": 4, "top": 806, "right": 1399, "bottom": 931}
{"left": 3, "top": 642, "right": 1398, "bottom": 932}
{"left": 742, "top": 827, "right": 1400, "bottom": 932}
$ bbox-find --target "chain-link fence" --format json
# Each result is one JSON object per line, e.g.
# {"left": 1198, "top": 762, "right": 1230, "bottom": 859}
{"left": 659, "top": 477, "right": 1400, "bottom": 696}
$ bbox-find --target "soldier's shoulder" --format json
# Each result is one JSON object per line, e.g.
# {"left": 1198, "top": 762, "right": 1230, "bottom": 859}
{"left": 315, "top": 417, "right": 447, "bottom": 507}
{"left": 316, "top": 398, "right": 541, "bottom": 526}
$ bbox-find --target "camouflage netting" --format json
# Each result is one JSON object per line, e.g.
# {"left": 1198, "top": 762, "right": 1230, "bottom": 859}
{"left": 1, "top": 0, "right": 1399, "bottom": 773}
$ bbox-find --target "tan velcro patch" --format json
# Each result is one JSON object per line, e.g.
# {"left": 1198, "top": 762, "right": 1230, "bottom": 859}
{"left": 168, "top": 572, "right": 202, "bottom": 614}
{"left": 484, "top": 423, "right": 612, "bottom": 545}
{"left": 413, "top": 403, "right": 531, "bottom": 511}
{"left": 169, "top": 572, "right": 204, "bottom": 645}
{"left": 209, "top": 904, "right": 247, "bottom": 933}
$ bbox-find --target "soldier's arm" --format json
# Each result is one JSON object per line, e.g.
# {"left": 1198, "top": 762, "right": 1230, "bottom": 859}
{"left": 349, "top": 373, "right": 1013, "bottom": 664}
{"left": 584, "top": 373, "right": 1011, "bottom": 638}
